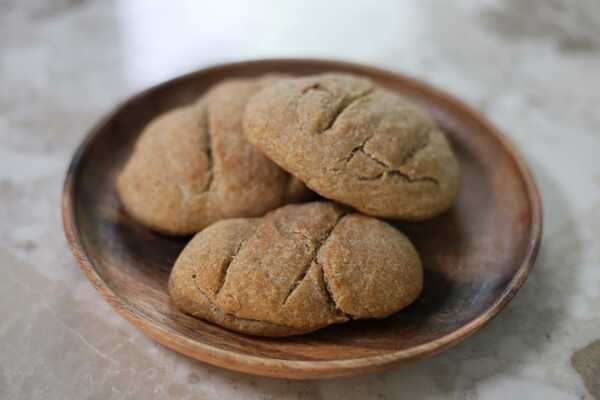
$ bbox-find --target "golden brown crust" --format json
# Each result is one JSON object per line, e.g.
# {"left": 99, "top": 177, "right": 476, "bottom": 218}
{"left": 244, "top": 73, "right": 460, "bottom": 221}
{"left": 116, "top": 76, "right": 310, "bottom": 235}
{"left": 168, "top": 202, "right": 423, "bottom": 337}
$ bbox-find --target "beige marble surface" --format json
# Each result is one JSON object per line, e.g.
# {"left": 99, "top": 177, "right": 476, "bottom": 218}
{"left": 2, "top": 0, "right": 600, "bottom": 399}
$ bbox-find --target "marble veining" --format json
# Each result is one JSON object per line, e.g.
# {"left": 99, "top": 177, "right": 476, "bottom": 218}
{"left": 1, "top": 0, "right": 599, "bottom": 398}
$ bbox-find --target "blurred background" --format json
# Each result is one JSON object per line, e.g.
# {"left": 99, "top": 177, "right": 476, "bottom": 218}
{"left": 1, "top": 1, "right": 600, "bottom": 399}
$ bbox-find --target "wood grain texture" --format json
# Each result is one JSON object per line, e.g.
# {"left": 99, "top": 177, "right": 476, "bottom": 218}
{"left": 62, "top": 59, "right": 542, "bottom": 379}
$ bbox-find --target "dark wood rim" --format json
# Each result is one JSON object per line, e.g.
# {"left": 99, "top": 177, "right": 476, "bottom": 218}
{"left": 62, "top": 58, "right": 543, "bottom": 378}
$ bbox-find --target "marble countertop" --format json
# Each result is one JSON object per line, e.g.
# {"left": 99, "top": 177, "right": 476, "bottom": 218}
{"left": 2, "top": 0, "right": 599, "bottom": 398}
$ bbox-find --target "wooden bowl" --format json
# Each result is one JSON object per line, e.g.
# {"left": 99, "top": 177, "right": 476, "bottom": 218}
{"left": 62, "top": 59, "right": 542, "bottom": 379}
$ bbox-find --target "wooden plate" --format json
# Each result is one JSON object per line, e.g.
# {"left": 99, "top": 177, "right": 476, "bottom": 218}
{"left": 62, "top": 59, "right": 542, "bottom": 379}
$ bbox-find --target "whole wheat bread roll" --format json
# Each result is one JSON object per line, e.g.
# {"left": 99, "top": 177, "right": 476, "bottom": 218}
{"left": 244, "top": 73, "right": 459, "bottom": 221}
{"left": 169, "top": 202, "right": 423, "bottom": 337}
{"left": 116, "top": 76, "right": 310, "bottom": 235}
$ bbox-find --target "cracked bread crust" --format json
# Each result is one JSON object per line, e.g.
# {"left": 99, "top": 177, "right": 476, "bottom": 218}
{"left": 244, "top": 73, "right": 460, "bottom": 221}
{"left": 116, "top": 76, "right": 310, "bottom": 235}
{"left": 168, "top": 202, "right": 423, "bottom": 337}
